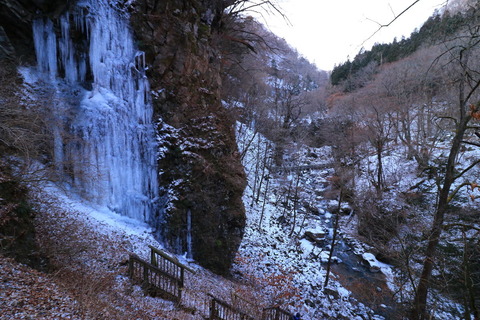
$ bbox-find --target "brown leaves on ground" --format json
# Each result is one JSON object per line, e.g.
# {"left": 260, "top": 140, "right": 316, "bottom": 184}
{"left": 1, "top": 187, "right": 279, "bottom": 320}
{"left": 0, "top": 256, "right": 82, "bottom": 320}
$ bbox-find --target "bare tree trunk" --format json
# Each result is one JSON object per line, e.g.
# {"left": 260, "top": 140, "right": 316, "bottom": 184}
{"left": 239, "top": 128, "right": 257, "bottom": 162}
{"left": 281, "top": 179, "right": 293, "bottom": 221}
{"left": 255, "top": 141, "right": 270, "bottom": 203}
{"left": 251, "top": 137, "right": 262, "bottom": 207}
{"left": 289, "top": 172, "right": 301, "bottom": 237}
{"left": 462, "top": 228, "right": 479, "bottom": 320}
{"left": 411, "top": 40, "right": 480, "bottom": 316}
{"left": 258, "top": 156, "right": 272, "bottom": 230}
{"left": 411, "top": 114, "right": 470, "bottom": 320}
{"left": 374, "top": 140, "right": 384, "bottom": 196}
{"left": 324, "top": 188, "right": 343, "bottom": 287}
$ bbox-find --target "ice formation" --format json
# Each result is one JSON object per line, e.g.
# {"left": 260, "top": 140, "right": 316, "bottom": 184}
{"left": 32, "top": 0, "right": 158, "bottom": 223}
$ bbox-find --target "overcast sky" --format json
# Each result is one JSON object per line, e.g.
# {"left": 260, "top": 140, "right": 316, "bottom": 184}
{"left": 257, "top": 0, "right": 446, "bottom": 71}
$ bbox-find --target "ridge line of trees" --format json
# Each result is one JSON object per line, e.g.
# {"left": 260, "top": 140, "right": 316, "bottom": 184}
{"left": 331, "top": 7, "right": 473, "bottom": 89}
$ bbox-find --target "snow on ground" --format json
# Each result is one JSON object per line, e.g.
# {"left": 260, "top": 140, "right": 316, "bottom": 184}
{"left": 234, "top": 121, "right": 479, "bottom": 320}
{"left": 3, "top": 119, "right": 478, "bottom": 319}
{"left": 41, "top": 183, "right": 159, "bottom": 256}
{"left": 235, "top": 123, "right": 386, "bottom": 320}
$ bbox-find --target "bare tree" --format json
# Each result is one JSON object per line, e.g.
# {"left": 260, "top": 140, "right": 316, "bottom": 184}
{"left": 411, "top": 17, "right": 480, "bottom": 319}
{"left": 0, "top": 60, "right": 55, "bottom": 176}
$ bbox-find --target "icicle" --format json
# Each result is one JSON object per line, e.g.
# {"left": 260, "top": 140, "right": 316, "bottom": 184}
{"left": 59, "top": 14, "right": 79, "bottom": 83}
{"left": 134, "top": 51, "right": 146, "bottom": 72}
{"left": 33, "top": 18, "right": 57, "bottom": 79}
{"left": 52, "top": 126, "right": 63, "bottom": 173}
{"left": 186, "top": 209, "right": 193, "bottom": 259}
{"left": 32, "top": 0, "right": 159, "bottom": 223}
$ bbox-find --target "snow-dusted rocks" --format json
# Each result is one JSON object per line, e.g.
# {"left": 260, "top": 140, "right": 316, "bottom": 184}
{"left": 361, "top": 252, "right": 381, "bottom": 273}
{"left": 302, "top": 230, "right": 327, "bottom": 245}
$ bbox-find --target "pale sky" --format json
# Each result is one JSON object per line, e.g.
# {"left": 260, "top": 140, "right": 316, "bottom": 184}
{"left": 257, "top": 0, "right": 446, "bottom": 71}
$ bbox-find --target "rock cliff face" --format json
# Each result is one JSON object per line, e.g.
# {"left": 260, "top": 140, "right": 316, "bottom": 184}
{"left": 0, "top": 0, "right": 246, "bottom": 275}
{"left": 130, "top": 0, "right": 246, "bottom": 275}
{"left": 0, "top": 0, "right": 69, "bottom": 60}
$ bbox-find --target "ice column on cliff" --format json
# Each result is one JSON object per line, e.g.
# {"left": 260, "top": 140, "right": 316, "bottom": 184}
{"left": 186, "top": 209, "right": 193, "bottom": 259}
{"left": 32, "top": 0, "right": 158, "bottom": 222}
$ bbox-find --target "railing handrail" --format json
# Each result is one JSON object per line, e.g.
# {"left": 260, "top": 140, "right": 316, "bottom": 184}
{"left": 129, "top": 254, "right": 180, "bottom": 283}
{"left": 130, "top": 249, "right": 292, "bottom": 320}
{"left": 129, "top": 254, "right": 183, "bottom": 302}
{"left": 262, "top": 306, "right": 289, "bottom": 312}
{"left": 262, "top": 306, "right": 292, "bottom": 320}
{"left": 233, "top": 293, "right": 260, "bottom": 317}
{"left": 208, "top": 294, "right": 255, "bottom": 320}
{"left": 148, "top": 245, "right": 196, "bottom": 274}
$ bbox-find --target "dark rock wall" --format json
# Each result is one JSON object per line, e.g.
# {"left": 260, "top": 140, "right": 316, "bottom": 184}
{"left": 130, "top": 0, "right": 246, "bottom": 275}
{"left": 0, "top": 0, "right": 70, "bottom": 60}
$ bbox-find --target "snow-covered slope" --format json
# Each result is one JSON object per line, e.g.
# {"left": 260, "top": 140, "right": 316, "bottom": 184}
{"left": 234, "top": 121, "right": 471, "bottom": 320}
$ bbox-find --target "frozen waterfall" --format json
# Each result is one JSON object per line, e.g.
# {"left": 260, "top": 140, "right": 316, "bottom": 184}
{"left": 32, "top": 0, "right": 158, "bottom": 223}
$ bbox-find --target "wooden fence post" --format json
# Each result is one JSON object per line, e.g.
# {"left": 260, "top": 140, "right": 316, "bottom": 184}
{"left": 143, "top": 262, "right": 148, "bottom": 289}
{"left": 180, "top": 266, "right": 185, "bottom": 300}
{"left": 151, "top": 248, "right": 157, "bottom": 267}
{"left": 128, "top": 257, "right": 133, "bottom": 279}
{"left": 210, "top": 298, "right": 216, "bottom": 320}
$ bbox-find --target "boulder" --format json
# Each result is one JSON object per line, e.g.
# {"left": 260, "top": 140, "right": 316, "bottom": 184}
{"left": 303, "top": 230, "right": 326, "bottom": 245}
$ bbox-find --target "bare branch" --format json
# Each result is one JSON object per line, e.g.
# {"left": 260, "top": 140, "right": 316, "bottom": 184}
{"left": 444, "top": 223, "right": 480, "bottom": 233}
{"left": 447, "top": 181, "right": 471, "bottom": 202}
{"left": 461, "top": 140, "right": 480, "bottom": 147}
{"left": 362, "top": 0, "right": 422, "bottom": 47}
{"left": 454, "top": 158, "right": 480, "bottom": 180}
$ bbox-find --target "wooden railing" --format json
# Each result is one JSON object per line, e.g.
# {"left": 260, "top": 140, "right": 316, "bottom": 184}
{"left": 262, "top": 307, "right": 292, "bottom": 320}
{"left": 209, "top": 295, "right": 255, "bottom": 320}
{"left": 128, "top": 246, "right": 195, "bottom": 303}
{"left": 128, "top": 254, "right": 183, "bottom": 302}
{"left": 232, "top": 293, "right": 261, "bottom": 318}
{"left": 149, "top": 245, "right": 195, "bottom": 280}
{"left": 128, "top": 246, "right": 291, "bottom": 320}
{"left": 182, "top": 289, "right": 210, "bottom": 317}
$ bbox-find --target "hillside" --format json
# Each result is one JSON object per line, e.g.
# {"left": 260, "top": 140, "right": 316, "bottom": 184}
{"left": 330, "top": 0, "right": 479, "bottom": 90}
{"left": 1, "top": 182, "right": 264, "bottom": 320}
{"left": 223, "top": 1, "right": 480, "bottom": 319}
{"left": 306, "top": 2, "right": 480, "bottom": 319}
